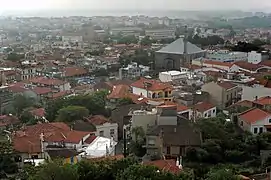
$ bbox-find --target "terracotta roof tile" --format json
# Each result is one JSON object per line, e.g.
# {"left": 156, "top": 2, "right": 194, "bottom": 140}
{"left": 131, "top": 77, "right": 173, "bottom": 91}
{"left": 239, "top": 108, "right": 270, "bottom": 124}
{"left": 194, "top": 102, "right": 215, "bottom": 113}
{"left": 254, "top": 96, "right": 271, "bottom": 105}
{"left": 204, "top": 59, "right": 233, "bottom": 67}
{"left": 87, "top": 115, "right": 109, "bottom": 126}
{"left": 63, "top": 67, "right": 88, "bottom": 77}
{"left": 29, "top": 77, "right": 66, "bottom": 86}
{"left": 32, "top": 87, "right": 52, "bottom": 95}
{"left": 234, "top": 61, "right": 263, "bottom": 71}
{"left": 107, "top": 85, "right": 130, "bottom": 99}
{"left": 84, "top": 135, "right": 97, "bottom": 144}
{"left": 217, "top": 81, "right": 237, "bottom": 90}
{"left": 144, "top": 159, "right": 181, "bottom": 174}
{"left": 30, "top": 108, "right": 45, "bottom": 118}
{"left": 13, "top": 135, "right": 41, "bottom": 153}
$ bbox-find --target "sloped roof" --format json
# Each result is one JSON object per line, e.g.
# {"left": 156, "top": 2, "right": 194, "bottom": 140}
{"left": 239, "top": 108, "right": 270, "bottom": 124}
{"left": 156, "top": 38, "right": 205, "bottom": 55}
{"left": 144, "top": 159, "right": 181, "bottom": 174}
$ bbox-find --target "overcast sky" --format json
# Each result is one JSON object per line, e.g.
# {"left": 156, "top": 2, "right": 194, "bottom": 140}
{"left": 1, "top": 0, "right": 271, "bottom": 11}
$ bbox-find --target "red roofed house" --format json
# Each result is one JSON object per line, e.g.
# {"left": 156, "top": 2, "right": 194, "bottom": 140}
{"left": 238, "top": 108, "right": 271, "bottom": 134}
{"left": 86, "top": 115, "right": 118, "bottom": 141}
{"left": 202, "top": 81, "right": 241, "bottom": 109}
{"left": 130, "top": 77, "right": 173, "bottom": 102}
{"left": 234, "top": 61, "right": 271, "bottom": 74}
{"left": 253, "top": 96, "right": 271, "bottom": 110}
{"left": 13, "top": 122, "right": 93, "bottom": 162}
{"left": 29, "top": 77, "right": 71, "bottom": 92}
{"left": 194, "top": 102, "right": 217, "bottom": 118}
{"left": 144, "top": 159, "right": 182, "bottom": 174}
{"left": 201, "top": 59, "right": 239, "bottom": 72}
{"left": 62, "top": 67, "right": 88, "bottom": 78}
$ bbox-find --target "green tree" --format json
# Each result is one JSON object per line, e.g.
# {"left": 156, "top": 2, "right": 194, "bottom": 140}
{"left": 117, "top": 98, "right": 134, "bottom": 106}
{"left": 140, "top": 36, "right": 154, "bottom": 46}
{"left": 12, "top": 94, "right": 35, "bottom": 115}
{"left": 20, "top": 108, "right": 37, "bottom": 125}
{"left": 57, "top": 106, "right": 89, "bottom": 123}
{"left": 6, "top": 52, "right": 24, "bottom": 61}
{"left": 206, "top": 169, "right": 240, "bottom": 180}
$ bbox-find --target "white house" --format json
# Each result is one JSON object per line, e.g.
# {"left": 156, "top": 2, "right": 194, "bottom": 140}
{"left": 80, "top": 136, "right": 117, "bottom": 158}
{"left": 238, "top": 108, "right": 271, "bottom": 134}
{"left": 159, "top": 71, "right": 187, "bottom": 82}
{"left": 248, "top": 51, "right": 262, "bottom": 64}
{"left": 87, "top": 115, "right": 118, "bottom": 141}
{"left": 194, "top": 102, "right": 217, "bottom": 118}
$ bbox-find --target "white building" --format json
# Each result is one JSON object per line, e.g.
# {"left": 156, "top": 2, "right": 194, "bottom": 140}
{"left": 206, "top": 50, "right": 248, "bottom": 62}
{"left": 119, "top": 62, "right": 150, "bottom": 80}
{"left": 81, "top": 137, "right": 117, "bottom": 158}
{"left": 145, "top": 29, "right": 175, "bottom": 40}
{"left": 248, "top": 51, "right": 262, "bottom": 64}
{"left": 159, "top": 71, "right": 187, "bottom": 82}
{"left": 88, "top": 115, "right": 118, "bottom": 141}
{"left": 194, "top": 102, "right": 217, "bottom": 119}
{"left": 62, "top": 36, "right": 83, "bottom": 43}
{"left": 238, "top": 108, "right": 271, "bottom": 134}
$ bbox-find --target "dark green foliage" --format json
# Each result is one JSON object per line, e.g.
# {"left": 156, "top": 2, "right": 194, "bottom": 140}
{"left": 45, "top": 91, "right": 108, "bottom": 121}
{"left": 57, "top": 106, "right": 89, "bottom": 123}
{"left": 188, "top": 34, "right": 224, "bottom": 47}
{"left": 6, "top": 52, "right": 24, "bottom": 61}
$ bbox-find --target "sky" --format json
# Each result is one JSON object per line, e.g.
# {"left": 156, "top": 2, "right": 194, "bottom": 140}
{"left": 0, "top": 0, "right": 271, "bottom": 11}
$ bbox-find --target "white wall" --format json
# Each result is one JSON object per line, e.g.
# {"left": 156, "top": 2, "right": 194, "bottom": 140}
{"left": 198, "top": 107, "right": 217, "bottom": 118}
{"left": 250, "top": 115, "right": 271, "bottom": 134}
{"left": 95, "top": 122, "right": 118, "bottom": 141}
{"left": 132, "top": 87, "right": 148, "bottom": 97}
{"left": 248, "top": 51, "right": 262, "bottom": 64}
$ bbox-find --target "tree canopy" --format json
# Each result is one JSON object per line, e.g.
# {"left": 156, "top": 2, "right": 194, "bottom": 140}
{"left": 45, "top": 91, "right": 109, "bottom": 122}
{"left": 57, "top": 106, "right": 89, "bottom": 123}
{"left": 188, "top": 34, "right": 224, "bottom": 47}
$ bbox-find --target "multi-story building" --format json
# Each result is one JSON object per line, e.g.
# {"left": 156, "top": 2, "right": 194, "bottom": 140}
{"left": 110, "top": 27, "right": 142, "bottom": 37}
{"left": 145, "top": 29, "right": 175, "bottom": 40}
{"left": 206, "top": 50, "right": 248, "bottom": 62}
{"left": 159, "top": 70, "right": 187, "bottom": 83}
{"left": 130, "top": 77, "right": 173, "bottom": 102}
{"left": 119, "top": 62, "right": 150, "bottom": 80}
{"left": 201, "top": 81, "right": 242, "bottom": 109}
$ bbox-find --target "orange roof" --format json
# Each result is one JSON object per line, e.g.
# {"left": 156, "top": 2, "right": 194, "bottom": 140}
{"left": 177, "top": 104, "right": 190, "bottom": 112}
{"left": 204, "top": 60, "right": 233, "bottom": 67}
{"left": 144, "top": 159, "right": 181, "bottom": 174}
{"left": 30, "top": 108, "right": 45, "bottom": 118}
{"left": 254, "top": 96, "right": 271, "bottom": 105}
{"left": 131, "top": 77, "right": 173, "bottom": 91}
{"left": 230, "top": 100, "right": 253, "bottom": 108}
{"left": 63, "top": 67, "right": 88, "bottom": 77}
{"left": 13, "top": 135, "right": 41, "bottom": 153}
{"left": 32, "top": 87, "right": 52, "bottom": 95}
{"left": 107, "top": 85, "right": 130, "bottom": 99}
{"left": 194, "top": 102, "right": 215, "bottom": 113}
{"left": 29, "top": 77, "right": 66, "bottom": 86}
{"left": 239, "top": 108, "right": 270, "bottom": 124}
{"left": 87, "top": 115, "right": 109, "bottom": 126}
{"left": 217, "top": 81, "right": 237, "bottom": 90}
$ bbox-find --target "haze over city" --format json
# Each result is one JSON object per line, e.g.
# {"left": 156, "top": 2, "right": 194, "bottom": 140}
{"left": 1, "top": 0, "right": 271, "bottom": 11}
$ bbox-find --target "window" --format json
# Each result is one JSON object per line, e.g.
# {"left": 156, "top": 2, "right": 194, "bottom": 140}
{"left": 259, "top": 127, "right": 263, "bottom": 134}
{"left": 166, "top": 146, "right": 171, "bottom": 154}
{"left": 204, "top": 113, "right": 207, "bottom": 117}
{"left": 213, "top": 109, "right": 216, "bottom": 113}
{"left": 99, "top": 130, "right": 104, "bottom": 137}
{"left": 269, "top": 119, "right": 271, "bottom": 123}
{"left": 240, "top": 121, "right": 243, "bottom": 126}
{"left": 31, "top": 155, "right": 38, "bottom": 159}
{"left": 110, "top": 129, "right": 115, "bottom": 136}
{"left": 227, "top": 94, "right": 229, "bottom": 100}
{"left": 254, "top": 128, "right": 258, "bottom": 134}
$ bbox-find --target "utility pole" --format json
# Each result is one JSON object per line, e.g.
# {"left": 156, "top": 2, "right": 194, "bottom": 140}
{"left": 123, "top": 128, "right": 127, "bottom": 158}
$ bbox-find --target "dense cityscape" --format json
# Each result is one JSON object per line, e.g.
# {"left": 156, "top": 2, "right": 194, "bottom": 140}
{"left": 2, "top": 5, "right": 271, "bottom": 180}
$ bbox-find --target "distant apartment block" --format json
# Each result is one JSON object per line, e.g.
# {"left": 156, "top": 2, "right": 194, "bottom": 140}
{"left": 110, "top": 27, "right": 143, "bottom": 37}
{"left": 145, "top": 29, "right": 176, "bottom": 40}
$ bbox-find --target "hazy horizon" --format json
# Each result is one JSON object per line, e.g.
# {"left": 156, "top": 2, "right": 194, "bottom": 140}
{"left": 0, "top": 0, "right": 271, "bottom": 12}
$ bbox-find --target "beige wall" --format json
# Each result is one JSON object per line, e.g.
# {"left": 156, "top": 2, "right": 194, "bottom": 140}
{"left": 202, "top": 82, "right": 223, "bottom": 108}
{"left": 132, "top": 113, "right": 157, "bottom": 133}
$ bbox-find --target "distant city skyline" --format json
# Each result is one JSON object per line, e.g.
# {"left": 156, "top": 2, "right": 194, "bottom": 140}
{"left": 1, "top": 0, "right": 271, "bottom": 12}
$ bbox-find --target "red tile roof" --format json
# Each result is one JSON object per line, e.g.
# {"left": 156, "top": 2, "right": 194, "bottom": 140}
{"left": 32, "top": 87, "right": 52, "bottom": 95}
{"left": 13, "top": 135, "right": 41, "bottom": 153}
{"left": 107, "top": 85, "right": 130, "bottom": 99}
{"left": 259, "top": 60, "right": 271, "bottom": 67}
{"left": 29, "top": 77, "right": 66, "bottom": 86}
{"left": 231, "top": 100, "right": 253, "bottom": 108}
{"left": 0, "top": 115, "right": 19, "bottom": 127}
{"left": 234, "top": 61, "right": 263, "bottom": 71}
{"left": 8, "top": 85, "right": 28, "bottom": 93}
{"left": 131, "top": 77, "right": 173, "bottom": 91}
{"left": 217, "top": 81, "right": 237, "bottom": 90}
{"left": 87, "top": 115, "right": 109, "bottom": 126}
{"left": 30, "top": 108, "right": 45, "bottom": 118}
{"left": 45, "top": 131, "right": 91, "bottom": 143}
{"left": 48, "top": 90, "right": 73, "bottom": 99}
{"left": 144, "top": 159, "right": 181, "bottom": 174}
{"left": 239, "top": 108, "right": 270, "bottom": 124}
{"left": 194, "top": 102, "right": 216, "bottom": 113}
{"left": 63, "top": 67, "right": 88, "bottom": 77}
{"left": 204, "top": 60, "right": 233, "bottom": 67}
{"left": 177, "top": 104, "right": 190, "bottom": 112}
{"left": 254, "top": 96, "right": 271, "bottom": 105}
{"left": 84, "top": 135, "right": 97, "bottom": 144}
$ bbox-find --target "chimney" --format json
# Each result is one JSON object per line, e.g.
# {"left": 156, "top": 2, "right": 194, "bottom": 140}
{"left": 176, "top": 157, "right": 179, "bottom": 167}
{"left": 255, "top": 96, "right": 258, "bottom": 101}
